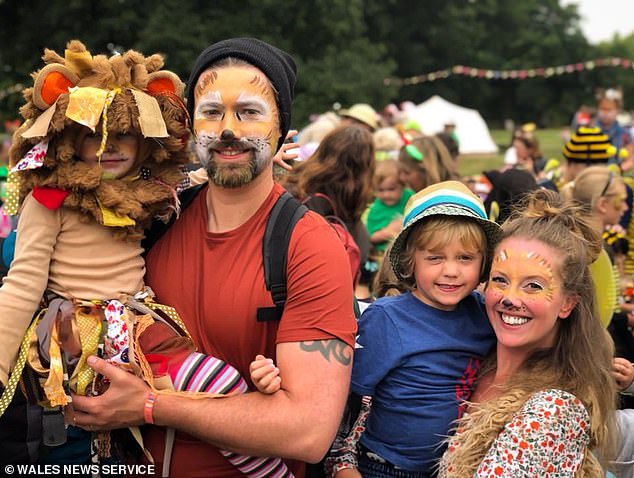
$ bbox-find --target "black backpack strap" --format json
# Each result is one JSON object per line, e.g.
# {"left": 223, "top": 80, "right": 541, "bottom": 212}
{"left": 257, "top": 191, "right": 308, "bottom": 322}
{"left": 142, "top": 183, "right": 206, "bottom": 255}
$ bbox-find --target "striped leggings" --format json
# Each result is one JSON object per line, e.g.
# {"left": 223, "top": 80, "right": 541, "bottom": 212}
{"left": 171, "top": 352, "right": 294, "bottom": 478}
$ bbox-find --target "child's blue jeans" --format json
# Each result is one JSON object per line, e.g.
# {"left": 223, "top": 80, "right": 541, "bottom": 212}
{"left": 357, "top": 444, "right": 434, "bottom": 478}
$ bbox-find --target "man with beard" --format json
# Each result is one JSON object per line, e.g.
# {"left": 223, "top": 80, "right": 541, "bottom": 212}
{"left": 70, "top": 38, "right": 356, "bottom": 477}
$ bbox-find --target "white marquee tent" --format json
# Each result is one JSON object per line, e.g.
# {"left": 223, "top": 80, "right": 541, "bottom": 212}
{"left": 406, "top": 95, "right": 498, "bottom": 154}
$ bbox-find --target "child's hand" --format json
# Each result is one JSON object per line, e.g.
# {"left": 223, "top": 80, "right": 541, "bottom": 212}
{"left": 386, "top": 218, "right": 402, "bottom": 237}
{"left": 250, "top": 355, "right": 281, "bottom": 394}
{"left": 371, "top": 218, "right": 403, "bottom": 244}
{"left": 612, "top": 357, "right": 634, "bottom": 391}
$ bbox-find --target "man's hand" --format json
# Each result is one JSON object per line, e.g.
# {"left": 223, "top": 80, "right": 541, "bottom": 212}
{"left": 68, "top": 356, "right": 149, "bottom": 430}
{"left": 250, "top": 354, "right": 281, "bottom": 394}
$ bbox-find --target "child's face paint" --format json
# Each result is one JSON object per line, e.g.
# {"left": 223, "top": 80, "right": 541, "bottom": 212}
{"left": 412, "top": 237, "right": 483, "bottom": 311}
{"left": 192, "top": 65, "right": 280, "bottom": 187}
{"left": 485, "top": 237, "right": 577, "bottom": 353}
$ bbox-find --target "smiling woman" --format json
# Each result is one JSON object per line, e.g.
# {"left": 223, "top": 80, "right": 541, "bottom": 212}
{"left": 439, "top": 188, "right": 618, "bottom": 478}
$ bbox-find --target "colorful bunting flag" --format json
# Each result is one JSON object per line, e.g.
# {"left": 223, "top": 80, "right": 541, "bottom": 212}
{"left": 384, "top": 57, "right": 634, "bottom": 86}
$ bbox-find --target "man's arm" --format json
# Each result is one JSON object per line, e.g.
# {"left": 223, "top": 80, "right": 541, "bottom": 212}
{"left": 71, "top": 338, "right": 352, "bottom": 463}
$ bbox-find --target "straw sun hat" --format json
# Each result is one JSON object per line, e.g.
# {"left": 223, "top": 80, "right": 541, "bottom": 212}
{"left": 339, "top": 103, "right": 378, "bottom": 131}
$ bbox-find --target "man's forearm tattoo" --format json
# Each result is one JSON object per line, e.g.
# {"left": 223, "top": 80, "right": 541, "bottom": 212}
{"left": 299, "top": 340, "right": 352, "bottom": 365}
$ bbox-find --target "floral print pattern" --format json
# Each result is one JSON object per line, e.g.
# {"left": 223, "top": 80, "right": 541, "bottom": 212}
{"left": 441, "top": 389, "right": 591, "bottom": 477}
{"left": 324, "top": 396, "right": 372, "bottom": 477}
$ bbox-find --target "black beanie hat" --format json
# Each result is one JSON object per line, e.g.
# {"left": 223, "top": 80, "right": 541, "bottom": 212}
{"left": 187, "top": 37, "right": 297, "bottom": 152}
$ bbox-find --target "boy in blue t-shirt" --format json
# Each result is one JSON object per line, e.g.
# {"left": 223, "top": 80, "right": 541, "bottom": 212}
{"left": 321, "top": 180, "right": 501, "bottom": 477}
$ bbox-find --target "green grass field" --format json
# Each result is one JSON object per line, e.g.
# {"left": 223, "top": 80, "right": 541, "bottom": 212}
{"left": 458, "top": 128, "right": 566, "bottom": 177}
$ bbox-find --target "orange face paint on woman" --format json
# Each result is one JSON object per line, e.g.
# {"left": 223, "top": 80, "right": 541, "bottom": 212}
{"left": 485, "top": 237, "right": 577, "bottom": 353}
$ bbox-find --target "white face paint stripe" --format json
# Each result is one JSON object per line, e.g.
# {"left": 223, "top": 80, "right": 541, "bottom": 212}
{"left": 236, "top": 92, "right": 273, "bottom": 117}
{"left": 194, "top": 91, "right": 222, "bottom": 119}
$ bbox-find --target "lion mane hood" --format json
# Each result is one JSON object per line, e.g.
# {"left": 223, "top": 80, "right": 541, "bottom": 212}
{"left": 9, "top": 40, "right": 192, "bottom": 240}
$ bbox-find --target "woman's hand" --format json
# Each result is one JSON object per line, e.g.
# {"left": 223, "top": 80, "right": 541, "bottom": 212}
{"left": 612, "top": 357, "right": 634, "bottom": 391}
{"left": 272, "top": 130, "right": 299, "bottom": 171}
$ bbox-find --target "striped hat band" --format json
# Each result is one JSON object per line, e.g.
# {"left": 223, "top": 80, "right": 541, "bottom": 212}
{"left": 403, "top": 188, "right": 487, "bottom": 227}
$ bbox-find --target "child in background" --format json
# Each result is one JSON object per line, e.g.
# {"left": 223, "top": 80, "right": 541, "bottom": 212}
{"left": 365, "top": 159, "right": 413, "bottom": 254}
{"left": 317, "top": 181, "right": 502, "bottom": 477}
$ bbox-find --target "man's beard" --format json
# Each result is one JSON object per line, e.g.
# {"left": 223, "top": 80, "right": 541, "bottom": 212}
{"left": 194, "top": 132, "right": 273, "bottom": 188}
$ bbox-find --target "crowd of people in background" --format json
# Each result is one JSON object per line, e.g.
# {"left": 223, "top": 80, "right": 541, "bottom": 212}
{"left": 1, "top": 37, "right": 634, "bottom": 478}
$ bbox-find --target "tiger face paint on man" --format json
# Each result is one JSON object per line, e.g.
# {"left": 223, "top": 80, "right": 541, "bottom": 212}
{"left": 193, "top": 65, "right": 280, "bottom": 188}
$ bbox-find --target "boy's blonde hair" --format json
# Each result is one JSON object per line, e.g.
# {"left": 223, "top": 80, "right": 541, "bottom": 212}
{"left": 397, "top": 216, "right": 486, "bottom": 287}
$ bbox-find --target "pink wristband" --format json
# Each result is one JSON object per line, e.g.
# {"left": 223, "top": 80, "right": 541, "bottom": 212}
{"left": 144, "top": 391, "right": 158, "bottom": 424}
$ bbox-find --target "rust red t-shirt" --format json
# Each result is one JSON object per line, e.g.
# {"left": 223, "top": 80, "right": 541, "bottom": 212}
{"left": 144, "top": 182, "right": 356, "bottom": 477}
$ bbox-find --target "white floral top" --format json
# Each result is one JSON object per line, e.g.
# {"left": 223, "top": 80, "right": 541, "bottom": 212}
{"left": 440, "top": 389, "right": 591, "bottom": 477}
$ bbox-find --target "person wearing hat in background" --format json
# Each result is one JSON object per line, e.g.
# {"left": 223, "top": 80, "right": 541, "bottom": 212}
{"left": 71, "top": 38, "right": 356, "bottom": 477}
{"left": 339, "top": 103, "right": 378, "bottom": 132}
{"left": 561, "top": 127, "right": 634, "bottom": 333}
{"left": 561, "top": 126, "right": 619, "bottom": 184}
{"left": 336, "top": 181, "right": 501, "bottom": 477}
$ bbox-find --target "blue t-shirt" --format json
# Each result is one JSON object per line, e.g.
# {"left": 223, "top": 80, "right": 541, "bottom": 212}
{"left": 352, "top": 291, "right": 495, "bottom": 471}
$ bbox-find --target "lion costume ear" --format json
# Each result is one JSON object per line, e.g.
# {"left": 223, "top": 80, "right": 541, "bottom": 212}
{"left": 146, "top": 71, "right": 184, "bottom": 98}
{"left": 32, "top": 64, "right": 80, "bottom": 110}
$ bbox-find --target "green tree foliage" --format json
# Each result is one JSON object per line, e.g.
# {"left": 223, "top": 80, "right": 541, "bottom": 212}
{"left": 594, "top": 32, "right": 634, "bottom": 114}
{"left": 364, "top": 0, "right": 593, "bottom": 126}
{"left": 0, "top": 0, "right": 632, "bottom": 130}
{"left": 0, "top": 0, "right": 395, "bottom": 128}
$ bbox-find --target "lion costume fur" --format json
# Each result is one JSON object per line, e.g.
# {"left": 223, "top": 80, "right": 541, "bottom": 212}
{"left": 9, "top": 39, "right": 192, "bottom": 241}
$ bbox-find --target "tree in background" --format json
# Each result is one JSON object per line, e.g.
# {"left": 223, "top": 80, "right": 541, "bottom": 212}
{"left": 0, "top": 0, "right": 632, "bottom": 129}
{"left": 0, "top": 0, "right": 396, "bottom": 128}
{"left": 364, "top": 0, "right": 593, "bottom": 126}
